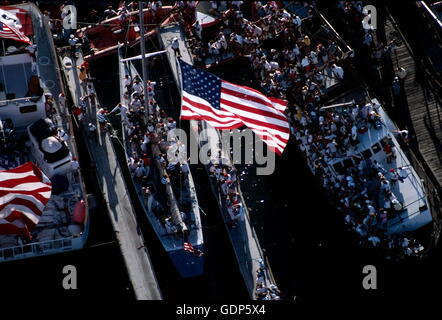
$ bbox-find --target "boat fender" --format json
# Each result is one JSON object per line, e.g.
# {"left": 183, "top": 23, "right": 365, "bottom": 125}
{"left": 72, "top": 200, "right": 86, "bottom": 225}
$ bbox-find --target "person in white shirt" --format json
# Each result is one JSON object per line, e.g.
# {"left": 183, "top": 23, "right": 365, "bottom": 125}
{"left": 301, "top": 56, "right": 310, "bottom": 69}
{"left": 171, "top": 37, "right": 180, "bottom": 56}
{"left": 110, "top": 103, "right": 129, "bottom": 125}
{"left": 368, "top": 235, "right": 381, "bottom": 246}
{"left": 144, "top": 80, "right": 157, "bottom": 99}
{"left": 123, "top": 74, "right": 132, "bottom": 91}
{"left": 58, "top": 92, "right": 66, "bottom": 110}
{"left": 130, "top": 97, "right": 141, "bottom": 112}
{"left": 96, "top": 108, "right": 107, "bottom": 130}
{"left": 397, "top": 166, "right": 409, "bottom": 182}
{"left": 57, "top": 128, "right": 69, "bottom": 141}
{"left": 165, "top": 217, "right": 177, "bottom": 234}
{"left": 132, "top": 80, "right": 143, "bottom": 95}
{"left": 135, "top": 163, "right": 147, "bottom": 180}
{"left": 88, "top": 123, "right": 97, "bottom": 139}
{"left": 332, "top": 63, "right": 344, "bottom": 80}
{"left": 192, "top": 20, "right": 202, "bottom": 40}
{"left": 68, "top": 34, "right": 78, "bottom": 55}
{"left": 103, "top": 6, "right": 117, "bottom": 19}
{"left": 71, "top": 157, "right": 80, "bottom": 171}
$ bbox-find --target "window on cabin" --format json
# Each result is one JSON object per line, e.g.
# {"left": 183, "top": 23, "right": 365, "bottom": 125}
{"left": 19, "top": 105, "right": 37, "bottom": 113}
{"left": 0, "top": 62, "right": 33, "bottom": 100}
{"left": 372, "top": 143, "right": 381, "bottom": 154}
{"left": 361, "top": 149, "right": 372, "bottom": 159}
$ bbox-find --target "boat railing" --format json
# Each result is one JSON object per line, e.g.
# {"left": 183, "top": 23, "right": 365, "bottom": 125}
{"left": 0, "top": 96, "right": 41, "bottom": 106}
{"left": 284, "top": 4, "right": 353, "bottom": 57}
{"left": 0, "top": 236, "right": 78, "bottom": 261}
{"left": 388, "top": 206, "right": 426, "bottom": 229}
{"left": 419, "top": 2, "right": 442, "bottom": 36}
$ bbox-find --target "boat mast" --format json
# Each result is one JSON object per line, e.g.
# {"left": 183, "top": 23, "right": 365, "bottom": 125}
{"left": 139, "top": 1, "right": 149, "bottom": 118}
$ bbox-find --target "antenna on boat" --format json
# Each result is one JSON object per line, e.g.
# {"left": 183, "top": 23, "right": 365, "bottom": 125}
{"left": 139, "top": 1, "right": 149, "bottom": 119}
{"left": 320, "top": 100, "right": 355, "bottom": 110}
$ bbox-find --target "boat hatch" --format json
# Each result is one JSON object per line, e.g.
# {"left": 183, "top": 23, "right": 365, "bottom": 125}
{"left": 0, "top": 59, "right": 33, "bottom": 101}
{"left": 361, "top": 148, "right": 372, "bottom": 159}
{"left": 372, "top": 143, "right": 382, "bottom": 154}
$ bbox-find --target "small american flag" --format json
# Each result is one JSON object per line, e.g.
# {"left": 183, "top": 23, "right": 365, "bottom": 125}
{"left": 183, "top": 242, "right": 204, "bottom": 256}
{"left": 178, "top": 59, "right": 290, "bottom": 155}
{"left": 0, "top": 21, "right": 31, "bottom": 44}
{"left": 0, "top": 162, "right": 52, "bottom": 238}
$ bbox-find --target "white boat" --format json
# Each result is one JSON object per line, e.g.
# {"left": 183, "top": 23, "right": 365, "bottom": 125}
{"left": 298, "top": 86, "right": 432, "bottom": 237}
{"left": 0, "top": 3, "right": 89, "bottom": 262}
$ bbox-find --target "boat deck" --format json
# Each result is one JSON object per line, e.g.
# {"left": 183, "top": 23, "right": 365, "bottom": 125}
{"left": 59, "top": 48, "right": 162, "bottom": 300}
{"left": 158, "top": 23, "right": 277, "bottom": 299}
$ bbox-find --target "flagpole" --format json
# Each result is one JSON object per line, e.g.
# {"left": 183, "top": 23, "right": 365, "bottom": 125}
{"left": 139, "top": 1, "right": 149, "bottom": 119}
{"left": 175, "top": 55, "right": 183, "bottom": 134}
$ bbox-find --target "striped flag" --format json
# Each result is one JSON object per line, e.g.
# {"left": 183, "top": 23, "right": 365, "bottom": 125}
{"left": 0, "top": 21, "right": 31, "bottom": 44}
{"left": 0, "top": 162, "right": 52, "bottom": 238}
{"left": 183, "top": 242, "right": 204, "bottom": 256}
{"left": 178, "top": 59, "right": 290, "bottom": 155}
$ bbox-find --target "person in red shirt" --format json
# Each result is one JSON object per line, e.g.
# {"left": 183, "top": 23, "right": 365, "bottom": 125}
{"left": 72, "top": 105, "right": 83, "bottom": 121}
{"left": 383, "top": 141, "right": 395, "bottom": 163}
{"left": 142, "top": 153, "right": 151, "bottom": 167}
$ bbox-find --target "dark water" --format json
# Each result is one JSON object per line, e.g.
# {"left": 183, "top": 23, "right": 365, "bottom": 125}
{"left": 206, "top": 57, "right": 442, "bottom": 303}
{"left": 1, "top": 1, "right": 440, "bottom": 304}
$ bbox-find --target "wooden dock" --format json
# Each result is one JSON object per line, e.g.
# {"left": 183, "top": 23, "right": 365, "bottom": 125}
{"left": 59, "top": 48, "right": 162, "bottom": 300}
{"left": 158, "top": 23, "right": 278, "bottom": 299}
{"left": 382, "top": 12, "right": 442, "bottom": 238}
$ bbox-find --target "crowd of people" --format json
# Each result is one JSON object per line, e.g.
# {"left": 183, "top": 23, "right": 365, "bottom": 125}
{"left": 207, "top": 153, "right": 281, "bottom": 299}
{"left": 119, "top": 73, "right": 193, "bottom": 234}
{"left": 185, "top": 1, "right": 426, "bottom": 260}
{"left": 255, "top": 259, "right": 281, "bottom": 300}
{"left": 208, "top": 156, "right": 245, "bottom": 227}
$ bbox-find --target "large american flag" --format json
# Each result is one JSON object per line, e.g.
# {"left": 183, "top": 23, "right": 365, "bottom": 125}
{"left": 0, "top": 162, "right": 52, "bottom": 238}
{"left": 179, "top": 60, "right": 290, "bottom": 155}
{"left": 0, "top": 21, "right": 31, "bottom": 44}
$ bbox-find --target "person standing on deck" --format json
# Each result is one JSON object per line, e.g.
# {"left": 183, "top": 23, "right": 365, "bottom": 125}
{"left": 96, "top": 108, "right": 108, "bottom": 131}
{"left": 172, "top": 37, "right": 181, "bottom": 57}
{"left": 68, "top": 34, "right": 78, "bottom": 56}
{"left": 88, "top": 123, "right": 97, "bottom": 140}
{"left": 58, "top": 92, "right": 66, "bottom": 111}
{"left": 397, "top": 166, "right": 409, "bottom": 183}
{"left": 109, "top": 103, "right": 129, "bottom": 125}
{"left": 192, "top": 20, "right": 202, "bottom": 40}
{"left": 124, "top": 74, "right": 132, "bottom": 93}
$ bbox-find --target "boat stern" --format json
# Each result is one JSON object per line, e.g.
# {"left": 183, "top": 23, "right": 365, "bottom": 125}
{"left": 168, "top": 245, "right": 205, "bottom": 278}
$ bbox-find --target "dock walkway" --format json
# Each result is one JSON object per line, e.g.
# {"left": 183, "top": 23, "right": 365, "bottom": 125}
{"left": 59, "top": 49, "right": 162, "bottom": 300}
{"left": 158, "top": 23, "right": 277, "bottom": 299}
{"left": 381, "top": 12, "right": 442, "bottom": 236}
